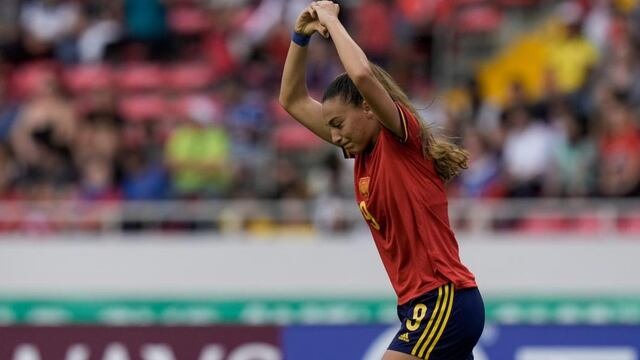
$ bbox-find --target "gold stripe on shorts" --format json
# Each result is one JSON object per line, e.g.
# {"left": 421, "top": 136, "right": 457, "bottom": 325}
{"left": 417, "top": 284, "right": 453, "bottom": 358}
{"left": 411, "top": 285, "right": 444, "bottom": 356}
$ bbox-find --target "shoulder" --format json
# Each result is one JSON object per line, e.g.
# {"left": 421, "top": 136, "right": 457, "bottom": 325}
{"left": 379, "top": 102, "right": 422, "bottom": 149}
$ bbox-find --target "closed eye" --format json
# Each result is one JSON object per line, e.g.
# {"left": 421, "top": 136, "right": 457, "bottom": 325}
{"left": 327, "top": 116, "right": 343, "bottom": 129}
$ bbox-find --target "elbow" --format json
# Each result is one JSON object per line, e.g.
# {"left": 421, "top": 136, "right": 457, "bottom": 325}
{"left": 278, "top": 89, "right": 289, "bottom": 109}
{"left": 279, "top": 87, "right": 296, "bottom": 110}
{"left": 279, "top": 91, "right": 305, "bottom": 112}
{"left": 278, "top": 95, "right": 292, "bottom": 111}
{"left": 350, "top": 64, "right": 376, "bottom": 88}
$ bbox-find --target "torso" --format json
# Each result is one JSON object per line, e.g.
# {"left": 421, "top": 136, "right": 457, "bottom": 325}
{"left": 353, "top": 103, "right": 477, "bottom": 304}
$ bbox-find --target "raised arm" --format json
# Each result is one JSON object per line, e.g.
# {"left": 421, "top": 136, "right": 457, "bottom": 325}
{"left": 279, "top": 5, "right": 332, "bottom": 144}
{"left": 312, "top": 1, "right": 403, "bottom": 138}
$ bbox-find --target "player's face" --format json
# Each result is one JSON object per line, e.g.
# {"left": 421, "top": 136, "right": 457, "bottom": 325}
{"left": 323, "top": 98, "right": 379, "bottom": 154}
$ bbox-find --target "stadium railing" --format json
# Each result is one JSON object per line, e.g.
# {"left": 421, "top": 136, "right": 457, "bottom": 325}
{"left": 0, "top": 198, "right": 638, "bottom": 236}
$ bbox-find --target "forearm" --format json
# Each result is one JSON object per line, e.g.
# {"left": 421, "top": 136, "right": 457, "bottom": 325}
{"left": 321, "top": 15, "right": 402, "bottom": 136}
{"left": 323, "top": 18, "right": 371, "bottom": 82}
{"left": 279, "top": 42, "right": 311, "bottom": 107}
{"left": 278, "top": 41, "right": 332, "bottom": 143}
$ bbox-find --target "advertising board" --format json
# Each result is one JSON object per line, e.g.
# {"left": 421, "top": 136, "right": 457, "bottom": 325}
{"left": 2, "top": 325, "right": 640, "bottom": 360}
{"left": 0, "top": 326, "right": 281, "bottom": 360}
{"left": 282, "top": 324, "right": 640, "bottom": 360}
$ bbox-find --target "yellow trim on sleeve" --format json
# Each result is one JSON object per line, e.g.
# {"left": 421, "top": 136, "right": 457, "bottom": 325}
{"left": 396, "top": 103, "right": 409, "bottom": 143}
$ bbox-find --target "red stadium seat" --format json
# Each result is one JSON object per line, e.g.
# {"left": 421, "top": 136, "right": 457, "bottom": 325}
{"left": 273, "top": 124, "right": 323, "bottom": 151}
{"left": 454, "top": 0, "right": 487, "bottom": 7}
{"left": 168, "top": 6, "right": 210, "bottom": 34}
{"left": 115, "top": 63, "right": 165, "bottom": 92}
{"left": 617, "top": 214, "right": 640, "bottom": 234}
{"left": 63, "top": 65, "right": 113, "bottom": 94}
{"left": 497, "top": 0, "right": 540, "bottom": 7}
{"left": 9, "top": 61, "right": 59, "bottom": 99}
{"left": 569, "top": 215, "right": 603, "bottom": 233}
{"left": 119, "top": 94, "right": 168, "bottom": 122}
{"left": 518, "top": 214, "right": 569, "bottom": 233}
{"left": 165, "top": 63, "right": 214, "bottom": 91}
{"left": 455, "top": 5, "right": 503, "bottom": 33}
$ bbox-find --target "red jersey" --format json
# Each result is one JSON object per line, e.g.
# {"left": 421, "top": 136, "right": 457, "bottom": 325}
{"left": 353, "top": 103, "right": 477, "bottom": 304}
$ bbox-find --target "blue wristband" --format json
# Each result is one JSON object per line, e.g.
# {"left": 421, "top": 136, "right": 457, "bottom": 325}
{"left": 292, "top": 31, "right": 311, "bottom": 47}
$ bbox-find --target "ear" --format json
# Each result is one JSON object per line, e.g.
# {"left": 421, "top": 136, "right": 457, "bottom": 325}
{"left": 362, "top": 101, "right": 373, "bottom": 114}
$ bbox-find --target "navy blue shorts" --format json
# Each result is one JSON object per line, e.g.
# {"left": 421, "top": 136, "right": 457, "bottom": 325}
{"left": 388, "top": 284, "right": 485, "bottom": 360}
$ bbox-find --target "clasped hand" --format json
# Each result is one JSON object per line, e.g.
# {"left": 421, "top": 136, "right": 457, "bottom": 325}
{"left": 295, "top": 1, "right": 340, "bottom": 38}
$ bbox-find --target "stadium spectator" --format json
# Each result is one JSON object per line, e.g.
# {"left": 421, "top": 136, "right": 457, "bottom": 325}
{"left": 546, "top": 1, "right": 599, "bottom": 95}
{"left": 596, "top": 95, "right": 640, "bottom": 197}
{"left": 0, "top": 0, "right": 636, "bottom": 233}
{"left": 501, "top": 106, "right": 557, "bottom": 197}
{"left": 0, "top": 142, "right": 18, "bottom": 199}
{"left": 0, "top": 75, "right": 20, "bottom": 140}
{"left": 458, "top": 127, "right": 504, "bottom": 198}
{"left": 165, "top": 108, "right": 232, "bottom": 198}
{"left": 17, "top": 0, "right": 81, "bottom": 63}
{"left": 117, "top": 0, "right": 170, "bottom": 61}
{"left": 544, "top": 101, "right": 597, "bottom": 197}
{"left": 10, "top": 69, "right": 77, "bottom": 186}
{"left": 74, "top": 110, "right": 121, "bottom": 169}
{"left": 76, "top": 155, "right": 120, "bottom": 201}
{"left": 0, "top": 0, "right": 20, "bottom": 51}
{"left": 120, "top": 145, "right": 170, "bottom": 200}
{"left": 77, "top": 1, "right": 122, "bottom": 63}
{"left": 268, "top": 158, "right": 308, "bottom": 200}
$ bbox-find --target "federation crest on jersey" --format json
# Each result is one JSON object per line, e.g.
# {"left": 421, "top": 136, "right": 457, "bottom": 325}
{"left": 358, "top": 177, "right": 371, "bottom": 198}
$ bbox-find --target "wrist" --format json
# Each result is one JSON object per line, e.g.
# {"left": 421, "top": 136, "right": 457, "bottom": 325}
{"left": 323, "top": 17, "right": 340, "bottom": 29}
{"left": 292, "top": 31, "right": 311, "bottom": 47}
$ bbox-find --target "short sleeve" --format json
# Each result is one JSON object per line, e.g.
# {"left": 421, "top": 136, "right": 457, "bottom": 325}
{"left": 392, "top": 102, "right": 422, "bottom": 148}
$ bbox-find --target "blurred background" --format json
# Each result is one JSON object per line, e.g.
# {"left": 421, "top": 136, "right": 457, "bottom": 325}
{"left": 0, "top": 0, "right": 640, "bottom": 359}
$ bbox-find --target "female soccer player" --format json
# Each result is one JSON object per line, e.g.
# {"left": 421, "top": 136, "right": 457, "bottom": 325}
{"left": 279, "top": 2, "right": 485, "bottom": 359}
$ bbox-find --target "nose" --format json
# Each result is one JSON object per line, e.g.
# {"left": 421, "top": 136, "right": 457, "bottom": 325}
{"left": 330, "top": 129, "right": 342, "bottom": 145}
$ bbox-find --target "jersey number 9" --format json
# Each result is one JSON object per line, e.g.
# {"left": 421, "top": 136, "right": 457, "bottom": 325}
{"left": 406, "top": 303, "right": 428, "bottom": 331}
{"left": 359, "top": 201, "right": 380, "bottom": 230}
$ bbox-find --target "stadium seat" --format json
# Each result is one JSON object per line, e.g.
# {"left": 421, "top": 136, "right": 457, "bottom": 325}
{"left": 497, "top": 0, "right": 540, "bottom": 7}
{"left": 569, "top": 215, "right": 603, "bottom": 233}
{"left": 455, "top": 5, "right": 503, "bottom": 33}
{"left": 118, "top": 94, "right": 168, "bottom": 122}
{"left": 115, "top": 64, "right": 165, "bottom": 92}
{"left": 168, "top": 6, "right": 210, "bottom": 34}
{"left": 9, "top": 61, "right": 59, "bottom": 99}
{"left": 273, "top": 124, "right": 323, "bottom": 151}
{"left": 63, "top": 65, "right": 113, "bottom": 94}
{"left": 518, "top": 214, "right": 569, "bottom": 233}
{"left": 165, "top": 63, "right": 214, "bottom": 91}
{"left": 454, "top": 0, "right": 488, "bottom": 7}
{"left": 617, "top": 214, "right": 640, "bottom": 234}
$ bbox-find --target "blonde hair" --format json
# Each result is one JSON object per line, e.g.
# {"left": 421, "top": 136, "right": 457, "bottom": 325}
{"left": 323, "top": 63, "right": 469, "bottom": 182}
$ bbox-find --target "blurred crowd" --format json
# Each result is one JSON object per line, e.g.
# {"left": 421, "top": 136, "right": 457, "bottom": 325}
{"left": 451, "top": 0, "right": 640, "bottom": 200}
{"left": 0, "top": 0, "right": 638, "bottom": 213}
